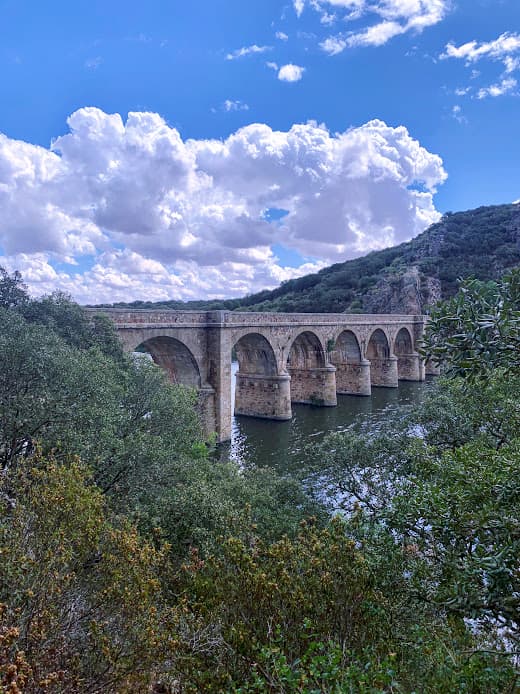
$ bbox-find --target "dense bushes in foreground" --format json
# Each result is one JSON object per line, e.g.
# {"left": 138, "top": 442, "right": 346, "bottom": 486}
{"left": 3, "top": 456, "right": 515, "bottom": 692}
{"left": 1, "top": 267, "right": 519, "bottom": 691}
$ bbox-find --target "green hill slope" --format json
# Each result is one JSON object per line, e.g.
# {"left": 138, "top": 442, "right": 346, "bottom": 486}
{"left": 106, "top": 203, "right": 520, "bottom": 314}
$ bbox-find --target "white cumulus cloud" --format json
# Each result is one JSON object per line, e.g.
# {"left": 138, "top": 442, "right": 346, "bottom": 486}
{"left": 278, "top": 63, "right": 305, "bottom": 81}
{"left": 0, "top": 108, "right": 447, "bottom": 303}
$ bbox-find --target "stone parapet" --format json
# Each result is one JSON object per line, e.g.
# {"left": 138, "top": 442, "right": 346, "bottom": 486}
{"left": 87, "top": 307, "right": 427, "bottom": 330}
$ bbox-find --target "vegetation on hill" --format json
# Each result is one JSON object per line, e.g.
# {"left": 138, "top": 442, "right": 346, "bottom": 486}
{"left": 1, "top": 265, "right": 519, "bottom": 691}
{"left": 102, "top": 202, "right": 520, "bottom": 314}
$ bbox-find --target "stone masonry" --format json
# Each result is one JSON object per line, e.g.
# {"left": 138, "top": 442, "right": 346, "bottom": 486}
{"left": 88, "top": 309, "right": 430, "bottom": 442}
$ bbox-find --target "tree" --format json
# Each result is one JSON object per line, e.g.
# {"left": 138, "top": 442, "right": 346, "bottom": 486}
{"left": 422, "top": 270, "right": 520, "bottom": 379}
{"left": 0, "top": 453, "right": 176, "bottom": 693}
{"left": 0, "top": 308, "right": 203, "bottom": 497}
{"left": 389, "top": 440, "right": 520, "bottom": 641}
{"left": 20, "top": 290, "right": 124, "bottom": 361}
{"left": 172, "top": 517, "right": 515, "bottom": 692}
{"left": 0, "top": 267, "right": 28, "bottom": 309}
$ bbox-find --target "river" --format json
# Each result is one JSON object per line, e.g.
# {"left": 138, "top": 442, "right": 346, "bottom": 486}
{"left": 218, "top": 362, "right": 431, "bottom": 474}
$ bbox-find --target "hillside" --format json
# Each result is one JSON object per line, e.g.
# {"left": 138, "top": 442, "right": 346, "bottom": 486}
{"left": 104, "top": 203, "right": 520, "bottom": 314}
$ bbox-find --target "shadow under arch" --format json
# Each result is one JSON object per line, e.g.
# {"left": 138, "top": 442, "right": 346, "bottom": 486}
{"left": 232, "top": 332, "right": 291, "bottom": 421}
{"left": 287, "top": 330, "right": 336, "bottom": 406}
{"left": 332, "top": 329, "right": 362, "bottom": 364}
{"left": 135, "top": 335, "right": 201, "bottom": 388}
{"left": 331, "top": 329, "right": 371, "bottom": 396}
{"left": 366, "top": 328, "right": 398, "bottom": 388}
{"left": 366, "top": 328, "right": 390, "bottom": 360}
{"left": 394, "top": 326, "right": 422, "bottom": 381}
{"left": 234, "top": 332, "right": 278, "bottom": 377}
{"left": 287, "top": 330, "right": 326, "bottom": 370}
{"left": 394, "top": 326, "right": 414, "bottom": 356}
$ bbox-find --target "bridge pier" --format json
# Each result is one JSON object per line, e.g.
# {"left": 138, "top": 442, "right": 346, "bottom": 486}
{"left": 206, "top": 315, "right": 233, "bottom": 443}
{"left": 425, "top": 359, "right": 441, "bottom": 376}
{"left": 397, "top": 352, "right": 424, "bottom": 381}
{"left": 289, "top": 365, "right": 337, "bottom": 406}
{"left": 235, "top": 372, "right": 292, "bottom": 420}
{"left": 335, "top": 359, "right": 371, "bottom": 395}
{"left": 198, "top": 385, "right": 217, "bottom": 440}
{"left": 369, "top": 355, "right": 399, "bottom": 387}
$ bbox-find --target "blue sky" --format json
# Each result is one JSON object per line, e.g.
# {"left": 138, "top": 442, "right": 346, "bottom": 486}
{"left": 0, "top": 0, "right": 519, "bottom": 302}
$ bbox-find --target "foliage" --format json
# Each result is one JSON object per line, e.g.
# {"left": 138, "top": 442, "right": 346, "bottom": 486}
{"left": 422, "top": 270, "right": 520, "bottom": 379}
{"left": 176, "top": 518, "right": 402, "bottom": 689}
{"left": 389, "top": 440, "right": 520, "bottom": 640}
{"left": 310, "top": 370, "right": 520, "bottom": 635}
{"left": 0, "top": 309, "right": 202, "bottom": 491}
{"left": 140, "top": 461, "right": 325, "bottom": 556}
{"left": 0, "top": 309, "right": 93, "bottom": 470}
{"left": 0, "top": 454, "right": 175, "bottom": 693}
{"left": 173, "top": 519, "right": 516, "bottom": 692}
{"left": 0, "top": 268, "right": 28, "bottom": 310}
{"left": 19, "top": 290, "right": 124, "bottom": 361}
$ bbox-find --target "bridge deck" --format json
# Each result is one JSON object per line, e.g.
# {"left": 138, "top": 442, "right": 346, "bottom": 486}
{"left": 87, "top": 308, "right": 426, "bottom": 328}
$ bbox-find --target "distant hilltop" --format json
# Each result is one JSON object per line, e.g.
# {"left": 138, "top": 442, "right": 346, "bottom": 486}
{"left": 99, "top": 203, "right": 520, "bottom": 315}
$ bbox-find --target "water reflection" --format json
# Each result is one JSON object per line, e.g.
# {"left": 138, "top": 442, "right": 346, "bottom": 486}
{"left": 218, "top": 362, "right": 431, "bottom": 473}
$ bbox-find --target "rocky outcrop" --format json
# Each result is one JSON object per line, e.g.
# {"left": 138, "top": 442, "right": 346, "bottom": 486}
{"left": 363, "top": 266, "right": 442, "bottom": 314}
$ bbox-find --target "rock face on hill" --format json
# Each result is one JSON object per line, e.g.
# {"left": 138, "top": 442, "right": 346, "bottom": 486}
{"left": 104, "top": 203, "right": 520, "bottom": 314}
{"left": 363, "top": 267, "right": 442, "bottom": 315}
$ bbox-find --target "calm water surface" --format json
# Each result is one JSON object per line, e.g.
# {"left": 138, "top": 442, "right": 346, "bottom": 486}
{"left": 218, "top": 363, "right": 431, "bottom": 474}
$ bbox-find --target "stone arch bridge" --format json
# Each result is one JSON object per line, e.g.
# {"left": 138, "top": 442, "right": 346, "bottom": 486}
{"left": 91, "top": 309, "right": 436, "bottom": 442}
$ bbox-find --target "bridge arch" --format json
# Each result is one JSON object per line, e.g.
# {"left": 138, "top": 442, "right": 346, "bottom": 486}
{"left": 233, "top": 332, "right": 278, "bottom": 376}
{"left": 286, "top": 330, "right": 336, "bottom": 406}
{"left": 330, "top": 329, "right": 371, "bottom": 395}
{"left": 135, "top": 335, "right": 201, "bottom": 388}
{"left": 232, "top": 332, "right": 291, "bottom": 420}
{"left": 286, "top": 330, "right": 326, "bottom": 370}
{"left": 366, "top": 328, "right": 398, "bottom": 388}
{"left": 366, "top": 328, "right": 391, "bottom": 360}
{"left": 331, "top": 329, "right": 362, "bottom": 365}
{"left": 393, "top": 326, "right": 414, "bottom": 354}
{"left": 393, "top": 326, "right": 422, "bottom": 381}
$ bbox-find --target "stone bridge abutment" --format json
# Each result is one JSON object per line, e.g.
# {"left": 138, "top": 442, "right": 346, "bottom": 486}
{"left": 90, "top": 309, "right": 429, "bottom": 442}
